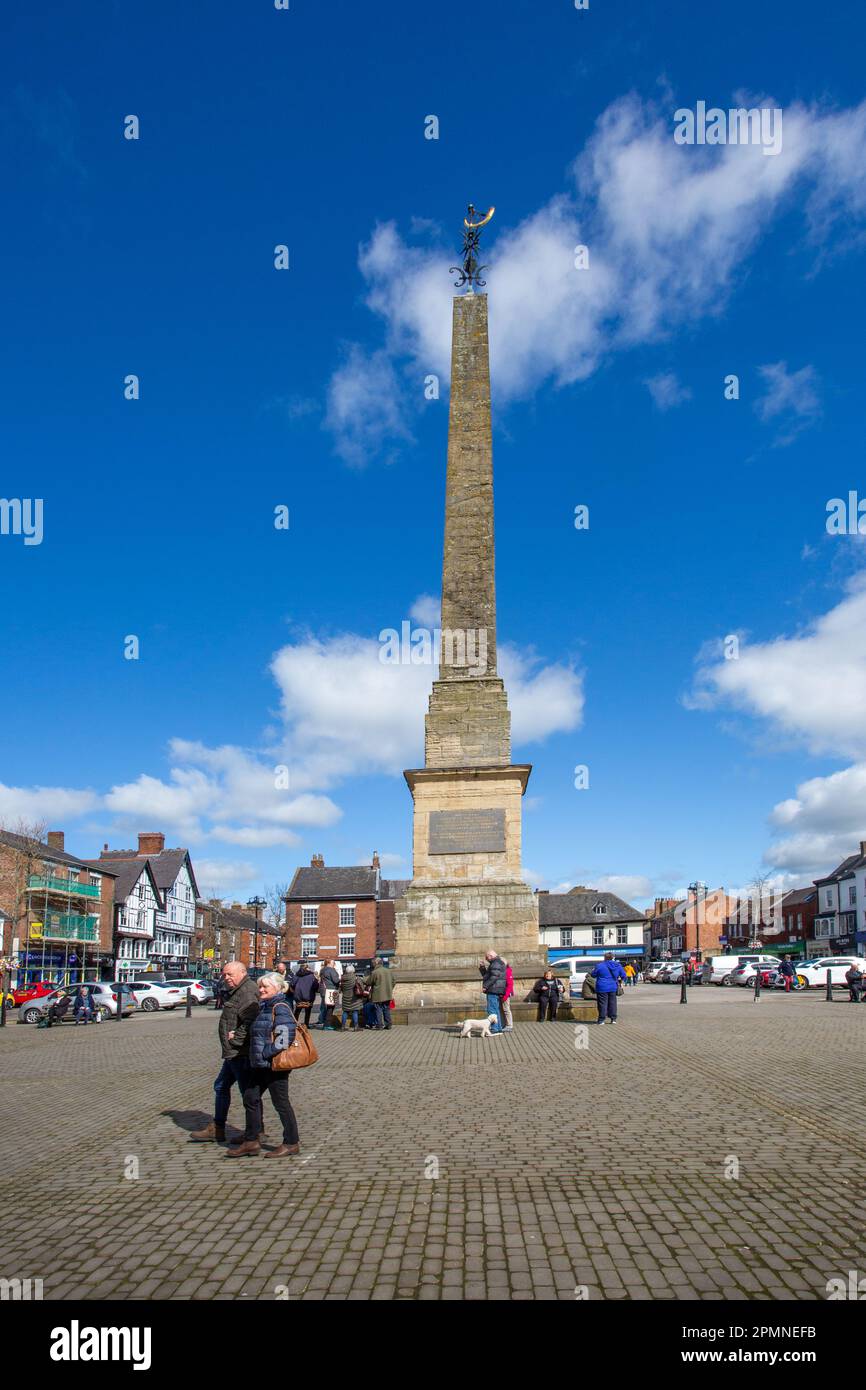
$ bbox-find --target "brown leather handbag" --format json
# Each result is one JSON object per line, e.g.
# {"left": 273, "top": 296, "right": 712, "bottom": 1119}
{"left": 271, "top": 1004, "right": 319, "bottom": 1071}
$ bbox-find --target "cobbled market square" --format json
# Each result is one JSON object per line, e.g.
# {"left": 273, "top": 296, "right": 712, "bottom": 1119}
{"left": 2, "top": 988, "right": 865, "bottom": 1303}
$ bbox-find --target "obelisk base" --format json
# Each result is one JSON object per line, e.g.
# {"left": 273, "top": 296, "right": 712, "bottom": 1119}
{"left": 393, "top": 881, "right": 545, "bottom": 1011}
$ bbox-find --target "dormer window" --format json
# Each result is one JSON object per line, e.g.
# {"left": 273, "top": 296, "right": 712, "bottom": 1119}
{"left": 592, "top": 902, "right": 607, "bottom": 916}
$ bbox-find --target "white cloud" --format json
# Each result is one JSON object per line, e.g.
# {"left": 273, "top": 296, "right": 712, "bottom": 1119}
{"left": 323, "top": 94, "right": 866, "bottom": 462}
{"left": 409, "top": 593, "right": 441, "bottom": 628}
{"left": 595, "top": 874, "right": 654, "bottom": 902}
{"left": 270, "top": 630, "right": 583, "bottom": 793}
{"left": 688, "top": 576, "right": 866, "bottom": 760}
{"left": 193, "top": 860, "right": 259, "bottom": 893}
{"left": 754, "top": 361, "right": 821, "bottom": 445}
{"left": 689, "top": 575, "right": 866, "bottom": 877}
{"left": 644, "top": 371, "right": 692, "bottom": 411}
{"left": 0, "top": 784, "right": 99, "bottom": 826}
{"left": 324, "top": 344, "right": 414, "bottom": 468}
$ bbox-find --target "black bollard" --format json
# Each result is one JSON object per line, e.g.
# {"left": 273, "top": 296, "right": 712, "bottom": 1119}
{"left": 679, "top": 970, "right": 688, "bottom": 1005}
{"left": 185, "top": 986, "right": 192, "bottom": 1018}
{"left": 753, "top": 968, "right": 761, "bottom": 1000}
{"left": 825, "top": 968, "right": 833, "bottom": 1002}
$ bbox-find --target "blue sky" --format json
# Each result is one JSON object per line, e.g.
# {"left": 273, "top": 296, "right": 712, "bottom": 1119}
{"left": 2, "top": 0, "right": 866, "bottom": 907}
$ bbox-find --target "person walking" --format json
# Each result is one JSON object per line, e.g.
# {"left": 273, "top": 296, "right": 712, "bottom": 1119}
{"left": 500, "top": 959, "right": 515, "bottom": 1032}
{"left": 291, "top": 961, "right": 318, "bottom": 1026}
{"left": 592, "top": 953, "right": 627, "bottom": 1024}
{"left": 779, "top": 955, "right": 797, "bottom": 993}
{"left": 227, "top": 973, "right": 300, "bottom": 1159}
{"left": 317, "top": 959, "right": 341, "bottom": 1030}
{"left": 191, "top": 960, "right": 262, "bottom": 1144}
{"left": 340, "top": 966, "right": 363, "bottom": 1030}
{"left": 367, "top": 957, "right": 395, "bottom": 1030}
{"left": 532, "top": 968, "right": 564, "bottom": 1022}
{"left": 478, "top": 951, "right": 507, "bottom": 1034}
{"left": 624, "top": 963, "right": 636, "bottom": 988}
{"left": 845, "top": 961, "right": 864, "bottom": 1003}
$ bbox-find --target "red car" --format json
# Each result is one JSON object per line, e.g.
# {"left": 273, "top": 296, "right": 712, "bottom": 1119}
{"left": 10, "top": 981, "right": 57, "bottom": 1008}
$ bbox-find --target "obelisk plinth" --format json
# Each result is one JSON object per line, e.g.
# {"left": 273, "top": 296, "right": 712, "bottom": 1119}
{"left": 393, "top": 278, "right": 545, "bottom": 1015}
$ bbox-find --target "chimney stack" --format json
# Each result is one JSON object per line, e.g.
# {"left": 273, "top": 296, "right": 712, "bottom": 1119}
{"left": 46, "top": 831, "right": 65, "bottom": 851}
{"left": 138, "top": 832, "right": 165, "bottom": 856}
{"left": 372, "top": 851, "right": 380, "bottom": 871}
{"left": 310, "top": 853, "right": 325, "bottom": 868}
{"left": 860, "top": 840, "right": 866, "bottom": 857}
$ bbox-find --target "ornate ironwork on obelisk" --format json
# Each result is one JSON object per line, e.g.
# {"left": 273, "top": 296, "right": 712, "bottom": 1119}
{"left": 450, "top": 204, "right": 495, "bottom": 291}
{"left": 393, "top": 205, "right": 544, "bottom": 1013}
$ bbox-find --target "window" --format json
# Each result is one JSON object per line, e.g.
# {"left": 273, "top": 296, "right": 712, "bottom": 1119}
{"left": 302, "top": 906, "right": 318, "bottom": 929}
{"left": 90, "top": 874, "right": 101, "bottom": 889}
{"left": 560, "top": 929, "right": 572, "bottom": 948}
{"left": 592, "top": 902, "right": 607, "bottom": 916}
{"left": 118, "top": 908, "right": 126, "bottom": 928}
{"left": 338, "top": 934, "right": 356, "bottom": 958}
{"left": 301, "top": 935, "right": 318, "bottom": 958}
{"left": 616, "top": 926, "right": 627, "bottom": 945}
{"left": 592, "top": 927, "right": 604, "bottom": 946}
{"left": 797, "top": 914, "right": 803, "bottom": 932}
{"left": 339, "top": 905, "right": 356, "bottom": 928}
{"left": 849, "top": 885, "right": 857, "bottom": 906}
{"left": 824, "top": 888, "right": 834, "bottom": 908}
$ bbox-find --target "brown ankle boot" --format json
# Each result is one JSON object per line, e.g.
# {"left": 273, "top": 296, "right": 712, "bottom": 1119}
{"left": 190, "top": 1121, "right": 226, "bottom": 1142}
{"left": 226, "top": 1139, "right": 261, "bottom": 1158}
{"left": 264, "top": 1142, "right": 300, "bottom": 1157}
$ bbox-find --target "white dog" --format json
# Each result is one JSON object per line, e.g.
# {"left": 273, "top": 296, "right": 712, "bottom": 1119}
{"left": 459, "top": 1013, "right": 500, "bottom": 1039}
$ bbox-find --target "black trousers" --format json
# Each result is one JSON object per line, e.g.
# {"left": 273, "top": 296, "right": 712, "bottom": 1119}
{"left": 294, "top": 1003, "right": 313, "bottom": 1025}
{"left": 537, "top": 1000, "right": 558, "bottom": 1021}
{"left": 242, "top": 1068, "right": 299, "bottom": 1144}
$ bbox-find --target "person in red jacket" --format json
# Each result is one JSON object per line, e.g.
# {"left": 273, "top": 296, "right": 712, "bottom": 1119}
{"left": 500, "top": 959, "right": 515, "bottom": 1032}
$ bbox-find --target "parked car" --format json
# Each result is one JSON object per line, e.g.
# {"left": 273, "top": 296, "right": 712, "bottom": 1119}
{"left": 164, "top": 979, "right": 213, "bottom": 1005}
{"left": 705, "top": 954, "right": 779, "bottom": 986}
{"left": 645, "top": 962, "right": 670, "bottom": 981}
{"left": 793, "top": 957, "right": 866, "bottom": 990}
{"left": 20, "top": 983, "right": 135, "bottom": 1023}
{"left": 127, "top": 980, "right": 187, "bottom": 1011}
{"left": 10, "top": 981, "right": 57, "bottom": 1008}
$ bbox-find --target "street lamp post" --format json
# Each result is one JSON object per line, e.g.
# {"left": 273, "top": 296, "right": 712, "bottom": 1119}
{"left": 247, "top": 896, "right": 265, "bottom": 972}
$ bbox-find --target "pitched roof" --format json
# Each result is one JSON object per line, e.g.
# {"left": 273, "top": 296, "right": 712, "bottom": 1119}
{"left": 816, "top": 852, "right": 864, "bottom": 884}
{"left": 0, "top": 829, "right": 117, "bottom": 876}
{"left": 98, "top": 847, "right": 199, "bottom": 899}
{"left": 82, "top": 857, "right": 162, "bottom": 907}
{"left": 538, "top": 890, "right": 645, "bottom": 927}
{"left": 286, "top": 866, "right": 379, "bottom": 901}
{"left": 203, "top": 904, "right": 280, "bottom": 935}
{"left": 780, "top": 887, "right": 817, "bottom": 907}
{"left": 380, "top": 878, "right": 411, "bottom": 900}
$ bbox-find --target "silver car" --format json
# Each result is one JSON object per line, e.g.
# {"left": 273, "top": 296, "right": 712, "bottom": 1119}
{"left": 20, "top": 983, "right": 135, "bottom": 1024}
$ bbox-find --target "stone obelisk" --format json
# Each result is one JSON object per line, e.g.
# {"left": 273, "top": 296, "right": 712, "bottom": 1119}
{"left": 393, "top": 209, "right": 544, "bottom": 1015}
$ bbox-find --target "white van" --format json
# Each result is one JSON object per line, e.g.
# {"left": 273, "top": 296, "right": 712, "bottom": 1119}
{"left": 704, "top": 954, "right": 777, "bottom": 986}
{"left": 548, "top": 956, "right": 612, "bottom": 996}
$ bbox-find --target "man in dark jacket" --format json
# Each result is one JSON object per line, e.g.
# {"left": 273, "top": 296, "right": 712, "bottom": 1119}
{"left": 191, "top": 961, "right": 261, "bottom": 1143}
{"left": 275, "top": 960, "right": 295, "bottom": 998}
{"left": 779, "top": 956, "right": 797, "bottom": 993}
{"left": 291, "top": 962, "right": 318, "bottom": 1025}
{"left": 366, "top": 958, "right": 395, "bottom": 1030}
{"left": 479, "top": 951, "right": 507, "bottom": 1034}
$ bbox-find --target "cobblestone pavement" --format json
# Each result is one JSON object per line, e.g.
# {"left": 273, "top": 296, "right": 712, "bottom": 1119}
{"left": 2, "top": 987, "right": 865, "bottom": 1301}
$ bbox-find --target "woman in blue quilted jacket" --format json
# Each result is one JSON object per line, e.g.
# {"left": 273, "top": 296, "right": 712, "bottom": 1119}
{"left": 227, "top": 973, "right": 300, "bottom": 1159}
{"left": 591, "top": 954, "right": 627, "bottom": 1025}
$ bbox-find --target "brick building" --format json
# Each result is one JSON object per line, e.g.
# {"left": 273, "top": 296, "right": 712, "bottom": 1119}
{"left": 284, "top": 853, "right": 408, "bottom": 965}
{"left": 193, "top": 900, "right": 281, "bottom": 974}
{"left": 0, "top": 828, "right": 117, "bottom": 986}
